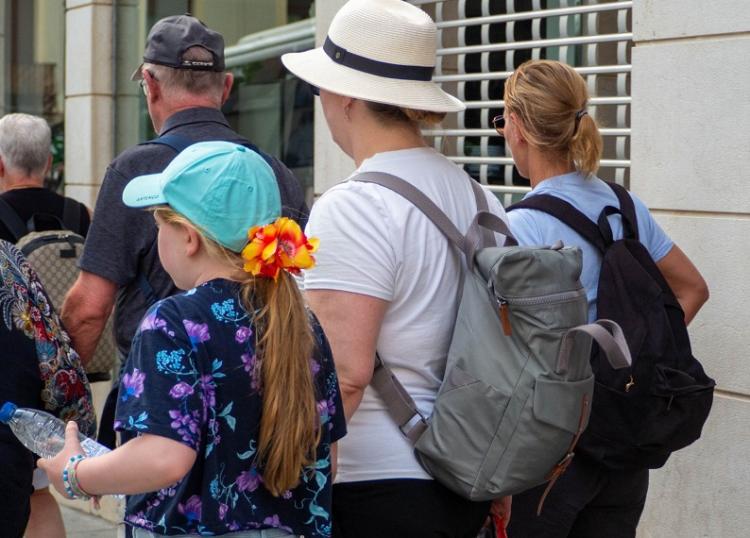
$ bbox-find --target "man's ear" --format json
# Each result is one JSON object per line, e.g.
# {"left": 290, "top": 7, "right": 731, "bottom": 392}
{"left": 0, "top": 156, "right": 5, "bottom": 178}
{"left": 45, "top": 155, "right": 53, "bottom": 175}
{"left": 221, "top": 72, "right": 234, "bottom": 105}
{"left": 143, "top": 69, "right": 160, "bottom": 104}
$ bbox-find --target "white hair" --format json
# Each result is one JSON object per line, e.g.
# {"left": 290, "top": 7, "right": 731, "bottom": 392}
{"left": 0, "top": 113, "right": 51, "bottom": 177}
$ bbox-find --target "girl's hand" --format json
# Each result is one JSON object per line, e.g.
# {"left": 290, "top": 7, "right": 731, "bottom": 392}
{"left": 37, "top": 421, "right": 86, "bottom": 498}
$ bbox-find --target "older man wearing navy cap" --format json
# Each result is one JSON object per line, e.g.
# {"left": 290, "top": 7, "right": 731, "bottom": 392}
{"left": 61, "top": 14, "right": 308, "bottom": 448}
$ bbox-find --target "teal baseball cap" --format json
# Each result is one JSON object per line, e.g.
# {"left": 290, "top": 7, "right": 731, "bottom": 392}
{"left": 122, "top": 141, "right": 281, "bottom": 252}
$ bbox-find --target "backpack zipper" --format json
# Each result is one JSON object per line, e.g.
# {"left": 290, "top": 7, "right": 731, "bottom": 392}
{"left": 489, "top": 285, "right": 586, "bottom": 336}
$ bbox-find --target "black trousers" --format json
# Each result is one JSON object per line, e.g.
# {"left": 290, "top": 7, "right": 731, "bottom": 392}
{"left": 332, "top": 479, "right": 490, "bottom": 538}
{"left": 507, "top": 456, "right": 649, "bottom": 538}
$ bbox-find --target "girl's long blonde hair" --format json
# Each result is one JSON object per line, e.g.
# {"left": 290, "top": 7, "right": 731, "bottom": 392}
{"left": 155, "top": 208, "right": 320, "bottom": 496}
{"left": 503, "top": 59, "right": 603, "bottom": 177}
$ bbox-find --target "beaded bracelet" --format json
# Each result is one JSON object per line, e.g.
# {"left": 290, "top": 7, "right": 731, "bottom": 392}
{"left": 62, "top": 454, "right": 91, "bottom": 500}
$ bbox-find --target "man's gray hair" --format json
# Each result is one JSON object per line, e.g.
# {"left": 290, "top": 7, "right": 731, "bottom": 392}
{"left": 0, "top": 113, "right": 52, "bottom": 176}
{"left": 147, "top": 46, "right": 226, "bottom": 97}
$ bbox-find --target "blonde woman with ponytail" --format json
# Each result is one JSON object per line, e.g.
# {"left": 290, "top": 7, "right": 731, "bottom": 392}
{"left": 500, "top": 60, "right": 708, "bottom": 537}
{"left": 40, "top": 141, "right": 345, "bottom": 538}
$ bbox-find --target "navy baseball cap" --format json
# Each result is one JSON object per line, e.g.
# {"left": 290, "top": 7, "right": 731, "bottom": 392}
{"left": 131, "top": 14, "right": 225, "bottom": 80}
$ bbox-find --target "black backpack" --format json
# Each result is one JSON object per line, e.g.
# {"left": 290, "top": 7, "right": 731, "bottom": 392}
{"left": 509, "top": 182, "right": 715, "bottom": 470}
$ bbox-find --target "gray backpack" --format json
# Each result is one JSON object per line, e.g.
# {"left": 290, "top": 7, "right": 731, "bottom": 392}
{"left": 355, "top": 172, "right": 631, "bottom": 509}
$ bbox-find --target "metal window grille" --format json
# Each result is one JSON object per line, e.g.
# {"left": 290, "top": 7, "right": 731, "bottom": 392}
{"left": 412, "top": 0, "right": 632, "bottom": 206}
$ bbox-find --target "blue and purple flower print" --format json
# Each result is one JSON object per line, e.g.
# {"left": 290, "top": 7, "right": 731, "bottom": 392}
{"left": 114, "top": 279, "right": 346, "bottom": 537}
{"left": 169, "top": 382, "right": 194, "bottom": 399}
{"left": 169, "top": 408, "right": 201, "bottom": 447}
{"left": 183, "top": 319, "right": 210, "bottom": 348}
{"left": 121, "top": 369, "right": 145, "bottom": 401}
{"left": 177, "top": 495, "right": 202, "bottom": 523}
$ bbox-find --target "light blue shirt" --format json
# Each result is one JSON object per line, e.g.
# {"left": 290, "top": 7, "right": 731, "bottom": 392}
{"left": 507, "top": 172, "right": 674, "bottom": 321}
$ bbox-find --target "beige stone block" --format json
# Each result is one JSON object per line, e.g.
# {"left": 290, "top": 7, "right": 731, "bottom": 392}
{"left": 64, "top": 95, "right": 114, "bottom": 188}
{"left": 315, "top": 0, "right": 347, "bottom": 44}
{"left": 66, "top": 3, "right": 113, "bottom": 96}
{"left": 637, "top": 395, "right": 750, "bottom": 538}
{"left": 652, "top": 213, "right": 750, "bottom": 395}
{"left": 634, "top": 0, "right": 750, "bottom": 41}
{"left": 66, "top": 0, "right": 112, "bottom": 9}
{"left": 630, "top": 37, "right": 750, "bottom": 213}
{"left": 314, "top": 101, "right": 354, "bottom": 196}
{"left": 311, "top": 0, "right": 353, "bottom": 197}
{"left": 64, "top": 184, "right": 100, "bottom": 210}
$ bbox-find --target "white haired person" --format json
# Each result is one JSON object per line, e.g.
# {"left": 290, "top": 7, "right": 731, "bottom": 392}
{"left": 283, "top": 1, "right": 510, "bottom": 536}
{"left": 40, "top": 142, "right": 345, "bottom": 538}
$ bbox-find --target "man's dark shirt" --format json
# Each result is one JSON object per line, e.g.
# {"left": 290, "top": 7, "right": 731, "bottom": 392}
{"left": 0, "top": 187, "right": 90, "bottom": 242}
{"left": 79, "top": 107, "right": 309, "bottom": 356}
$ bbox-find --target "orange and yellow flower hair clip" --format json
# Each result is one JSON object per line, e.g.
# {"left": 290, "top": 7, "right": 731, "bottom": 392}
{"left": 241, "top": 217, "right": 319, "bottom": 280}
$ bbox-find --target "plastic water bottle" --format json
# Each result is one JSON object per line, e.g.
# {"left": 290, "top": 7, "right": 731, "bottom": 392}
{"left": 0, "top": 401, "right": 110, "bottom": 459}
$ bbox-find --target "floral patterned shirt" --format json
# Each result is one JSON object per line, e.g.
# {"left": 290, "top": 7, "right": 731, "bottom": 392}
{"left": 0, "top": 240, "right": 95, "bottom": 435}
{"left": 115, "top": 279, "right": 346, "bottom": 537}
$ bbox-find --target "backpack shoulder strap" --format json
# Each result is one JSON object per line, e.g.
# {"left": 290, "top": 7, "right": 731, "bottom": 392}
{"left": 0, "top": 197, "right": 28, "bottom": 242}
{"left": 142, "top": 133, "right": 194, "bottom": 153}
{"left": 509, "top": 194, "right": 608, "bottom": 254}
{"left": 61, "top": 198, "right": 83, "bottom": 233}
{"left": 605, "top": 182, "right": 639, "bottom": 241}
{"left": 354, "top": 172, "right": 467, "bottom": 253}
{"left": 468, "top": 178, "right": 496, "bottom": 248}
{"left": 354, "top": 172, "right": 515, "bottom": 444}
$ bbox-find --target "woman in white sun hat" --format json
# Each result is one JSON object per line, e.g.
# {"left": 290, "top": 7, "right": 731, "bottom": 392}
{"left": 283, "top": 1, "right": 510, "bottom": 536}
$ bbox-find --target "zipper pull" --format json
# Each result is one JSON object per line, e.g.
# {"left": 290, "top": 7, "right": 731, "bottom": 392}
{"left": 499, "top": 301, "right": 512, "bottom": 336}
{"left": 625, "top": 375, "right": 635, "bottom": 392}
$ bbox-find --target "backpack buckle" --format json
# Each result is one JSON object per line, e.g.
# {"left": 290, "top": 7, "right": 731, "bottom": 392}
{"left": 400, "top": 412, "right": 429, "bottom": 443}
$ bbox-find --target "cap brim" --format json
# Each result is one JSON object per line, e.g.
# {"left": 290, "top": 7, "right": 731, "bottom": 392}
{"left": 282, "top": 48, "right": 465, "bottom": 113}
{"left": 130, "top": 63, "right": 144, "bottom": 81}
{"left": 122, "top": 173, "right": 168, "bottom": 208}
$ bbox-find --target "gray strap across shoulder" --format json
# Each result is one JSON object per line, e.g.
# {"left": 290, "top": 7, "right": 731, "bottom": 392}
{"left": 353, "top": 171, "right": 514, "bottom": 444}
{"left": 355, "top": 171, "right": 468, "bottom": 252}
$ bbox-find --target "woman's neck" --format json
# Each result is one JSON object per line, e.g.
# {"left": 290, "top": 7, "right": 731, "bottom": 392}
{"left": 527, "top": 148, "right": 577, "bottom": 189}
{"left": 350, "top": 120, "right": 428, "bottom": 167}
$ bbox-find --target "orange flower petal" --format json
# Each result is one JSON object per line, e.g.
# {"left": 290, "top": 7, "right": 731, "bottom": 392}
{"left": 261, "top": 239, "right": 278, "bottom": 261}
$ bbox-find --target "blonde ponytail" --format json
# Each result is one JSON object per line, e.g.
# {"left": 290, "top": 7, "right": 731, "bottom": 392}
{"left": 153, "top": 207, "right": 320, "bottom": 496}
{"left": 503, "top": 59, "right": 603, "bottom": 176}
{"left": 246, "top": 273, "right": 319, "bottom": 496}
{"left": 569, "top": 112, "right": 602, "bottom": 177}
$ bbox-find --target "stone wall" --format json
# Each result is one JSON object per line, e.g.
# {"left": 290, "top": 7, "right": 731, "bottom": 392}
{"left": 632, "top": 1, "right": 750, "bottom": 536}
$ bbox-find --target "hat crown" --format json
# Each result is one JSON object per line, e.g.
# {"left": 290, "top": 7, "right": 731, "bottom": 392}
{"left": 143, "top": 14, "right": 225, "bottom": 71}
{"left": 329, "top": 0, "right": 437, "bottom": 68}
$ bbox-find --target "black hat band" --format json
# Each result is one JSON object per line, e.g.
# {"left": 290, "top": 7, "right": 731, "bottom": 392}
{"left": 323, "top": 36, "right": 434, "bottom": 82}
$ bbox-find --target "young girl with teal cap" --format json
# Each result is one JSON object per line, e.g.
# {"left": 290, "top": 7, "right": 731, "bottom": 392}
{"left": 40, "top": 141, "right": 345, "bottom": 538}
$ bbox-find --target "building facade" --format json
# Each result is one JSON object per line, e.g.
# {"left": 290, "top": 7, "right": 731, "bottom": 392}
{"left": 1, "top": 1, "right": 749, "bottom": 536}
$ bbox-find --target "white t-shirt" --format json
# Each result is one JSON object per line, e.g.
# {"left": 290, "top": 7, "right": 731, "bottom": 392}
{"left": 304, "top": 147, "right": 508, "bottom": 482}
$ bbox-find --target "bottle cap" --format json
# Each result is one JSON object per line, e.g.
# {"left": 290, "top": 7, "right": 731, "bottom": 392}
{"left": 0, "top": 402, "right": 18, "bottom": 423}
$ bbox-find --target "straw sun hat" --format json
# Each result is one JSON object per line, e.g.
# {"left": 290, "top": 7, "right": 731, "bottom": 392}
{"left": 281, "top": 0, "right": 465, "bottom": 113}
